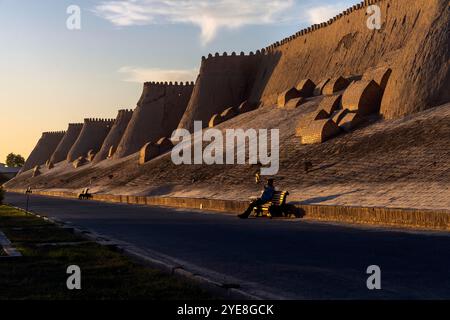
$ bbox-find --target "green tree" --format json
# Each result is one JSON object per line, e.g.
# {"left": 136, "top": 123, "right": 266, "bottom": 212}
{"left": 6, "top": 153, "right": 25, "bottom": 168}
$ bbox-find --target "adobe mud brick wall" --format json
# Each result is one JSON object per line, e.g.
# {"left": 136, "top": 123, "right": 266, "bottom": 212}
{"left": 115, "top": 82, "right": 194, "bottom": 158}
{"left": 178, "top": 52, "right": 265, "bottom": 132}
{"left": 249, "top": 0, "right": 450, "bottom": 119}
{"left": 21, "top": 131, "right": 66, "bottom": 172}
{"left": 94, "top": 109, "right": 133, "bottom": 162}
{"left": 50, "top": 123, "right": 83, "bottom": 164}
{"left": 66, "top": 118, "right": 114, "bottom": 162}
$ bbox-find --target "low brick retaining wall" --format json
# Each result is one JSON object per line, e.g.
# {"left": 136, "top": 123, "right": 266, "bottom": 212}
{"left": 6, "top": 189, "right": 450, "bottom": 231}
{"left": 296, "top": 204, "right": 450, "bottom": 231}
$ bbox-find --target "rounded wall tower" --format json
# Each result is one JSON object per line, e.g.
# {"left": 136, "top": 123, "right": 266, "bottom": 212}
{"left": 114, "top": 82, "right": 194, "bottom": 159}
{"left": 93, "top": 109, "right": 134, "bottom": 162}
{"left": 177, "top": 53, "right": 263, "bottom": 132}
{"left": 50, "top": 123, "right": 84, "bottom": 164}
{"left": 20, "top": 131, "right": 66, "bottom": 173}
{"left": 66, "top": 118, "right": 115, "bottom": 162}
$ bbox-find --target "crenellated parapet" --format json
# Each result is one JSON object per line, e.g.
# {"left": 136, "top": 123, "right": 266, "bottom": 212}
{"left": 117, "top": 109, "right": 134, "bottom": 116}
{"left": 84, "top": 118, "right": 115, "bottom": 123}
{"left": 20, "top": 130, "right": 66, "bottom": 173}
{"left": 195, "top": 50, "right": 266, "bottom": 81}
{"left": 201, "top": 50, "right": 268, "bottom": 63}
{"left": 94, "top": 108, "right": 135, "bottom": 162}
{"left": 178, "top": 49, "right": 264, "bottom": 131}
{"left": 115, "top": 109, "right": 134, "bottom": 123}
{"left": 67, "top": 118, "right": 115, "bottom": 162}
{"left": 144, "top": 81, "right": 195, "bottom": 87}
{"left": 137, "top": 80, "right": 195, "bottom": 108}
{"left": 115, "top": 77, "right": 195, "bottom": 158}
{"left": 68, "top": 123, "right": 84, "bottom": 128}
{"left": 263, "top": 0, "right": 385, "bottom": 52}
{"left": 250, "top": 0, "right": 449, "bottom": 119}
{"left": 42, "top": 130, "right": 66, "bottom": 136}
{"left": 50, "top": 123, "right": 84, "bottom": 164}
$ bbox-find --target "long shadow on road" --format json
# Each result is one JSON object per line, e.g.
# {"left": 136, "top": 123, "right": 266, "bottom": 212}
{"left": 5, "top": 192, "right": 450, "bottom": 299}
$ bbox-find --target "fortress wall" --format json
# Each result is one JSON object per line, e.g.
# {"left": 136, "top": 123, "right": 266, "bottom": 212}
{"left": 248, "top": 0, "right": 450, "bottom": 119}
{"left": 50, "top": 123, "right": 83, "bottom": 164}
{"left": 93, "top": 109, "right": 134, "bottom": 162}
{"left": 177, "top": 52, "right": 265, "bottom": 132}
{"left": 21, "top": 131, "right": 66, "bottom": 172}
{"left": 66, "top": 118, "right": 115, "bottom": 162}
{"left": 380, "top": 0, "right": 450, "bottom": 118}
{"left": 114, "top": 82, "right": 194, "bottom": 159}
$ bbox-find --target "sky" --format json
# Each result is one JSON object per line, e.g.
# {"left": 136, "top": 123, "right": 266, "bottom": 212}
{"left": 0, "top": 0, "right": 357, "bottom": 163}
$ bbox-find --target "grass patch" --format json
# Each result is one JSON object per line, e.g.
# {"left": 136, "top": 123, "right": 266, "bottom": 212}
{"left": 0, "top": 205, "right": 214, "bottom": 300}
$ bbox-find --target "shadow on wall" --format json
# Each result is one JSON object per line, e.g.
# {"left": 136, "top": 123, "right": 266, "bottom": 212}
{"left": 0, "top": 174, "right": 8, "bottom": 185}
{"left": 143, "top": 184, "right": 181, "bottom": 197}
{"left": 305, "top": 162, "right": 338, "bottom": 173}
{"left": 115, "top": 82, "right": 194, "bottom": 159}
{"left": 178, "top": 51, "right": 282, "bottom": 132}
{"left": 291, "top": 189, "right": 364, "bottom": 205}
{"left": 248, "top": 51, "right": 282, "bottom": 105}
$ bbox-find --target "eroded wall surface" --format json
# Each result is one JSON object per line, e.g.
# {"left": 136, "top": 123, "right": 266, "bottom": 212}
{"left": 115, "top": 82, "right": 194, "bottom": 158}
{"left": 247, "top": 0, "right": 449, "bottom": 119}
{"left": 21, "top": 131, "right": 65, "bottom": 172}
{"left": 178, "top": 53, "right": 263, "bottom": 132}
{"left": 66, "top": 119, "right": 114, "bottom": 162}
{"left": 50, "top": 123, "right": 83, "bottom": 164}
{"left": 94, "top": 109, "right": 134, "bottom": 162}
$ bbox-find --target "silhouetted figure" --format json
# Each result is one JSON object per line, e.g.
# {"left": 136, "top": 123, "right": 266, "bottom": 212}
{"left": 238, "top": 179, "right": 276, "bottom": 219}
{"left": 78, "top": 188, "right": 92, "bottom": 200}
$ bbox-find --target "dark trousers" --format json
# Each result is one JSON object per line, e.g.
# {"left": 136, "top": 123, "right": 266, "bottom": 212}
{"left": 241, "top": 198, "right": 266, "bottom": 218}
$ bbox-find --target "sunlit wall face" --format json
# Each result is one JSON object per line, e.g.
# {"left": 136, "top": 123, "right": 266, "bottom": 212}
{"left": 0, "top": 0, "right": 356, "bottom": 162}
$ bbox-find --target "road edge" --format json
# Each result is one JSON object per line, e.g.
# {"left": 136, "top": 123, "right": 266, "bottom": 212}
{"left": 6, "top": 189, "right": 450, "bottom": 232}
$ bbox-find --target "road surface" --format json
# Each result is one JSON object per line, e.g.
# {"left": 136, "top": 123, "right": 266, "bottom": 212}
{"left": 4, "top": 192, "right": 450, "bottom": 299}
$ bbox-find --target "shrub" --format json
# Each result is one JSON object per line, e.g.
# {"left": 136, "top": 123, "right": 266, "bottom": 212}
{"left": 6, "top": 153, "right": 25, "bottom": 168}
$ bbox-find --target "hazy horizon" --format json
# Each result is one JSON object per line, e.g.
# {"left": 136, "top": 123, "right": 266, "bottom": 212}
{"left": 0, "top": 0, "right": 357, "bottom": 163}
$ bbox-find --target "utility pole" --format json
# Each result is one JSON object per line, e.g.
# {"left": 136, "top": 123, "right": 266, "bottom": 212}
{"left": 25, "top": 187, "right": 32, "bottom": 212}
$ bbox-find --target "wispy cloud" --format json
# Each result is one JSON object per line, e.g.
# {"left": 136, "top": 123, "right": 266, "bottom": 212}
{"left": 305, "top": 3, "right": 352, "bottom": 25}
{"left": 94, "top": 0, "right": 294, "bottom": 45}
{"left": 118, "top": 66, "right": 198, "bottom": 83}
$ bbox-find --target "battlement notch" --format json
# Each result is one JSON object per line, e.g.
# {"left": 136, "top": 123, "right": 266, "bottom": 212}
{"left": 84, "top": 118, "right": 115, "bottom": 123}
{"left": 43, "top": 130, "right": 66, "bottom": 136}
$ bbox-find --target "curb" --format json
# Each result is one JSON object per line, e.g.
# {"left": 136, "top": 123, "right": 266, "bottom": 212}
{"left": 5, "top": 204, "right": 282, "bottom": 300}
{"left": 0, "top": 231, "right": 22, "bottom": 258}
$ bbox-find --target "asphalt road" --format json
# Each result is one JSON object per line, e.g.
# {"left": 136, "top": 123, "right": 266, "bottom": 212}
{"left": 4, "top": 192, "right": 450, "bottom": 299}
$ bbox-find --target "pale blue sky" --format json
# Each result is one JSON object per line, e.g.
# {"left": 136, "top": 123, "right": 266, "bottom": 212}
{"left": 0, "top": 0, "right": 357, "bottom": 161}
